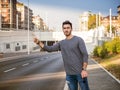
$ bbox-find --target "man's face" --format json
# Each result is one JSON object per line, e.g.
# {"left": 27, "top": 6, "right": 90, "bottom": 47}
{"left": 62, "top": 24, "right": 72, "bottom": 36}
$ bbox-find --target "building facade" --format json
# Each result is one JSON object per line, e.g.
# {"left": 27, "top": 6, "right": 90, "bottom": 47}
{"left": 79, "top": 12, "right": 89, "bottom": 31}
{"left": 32, "top": 15, "right": 44, "bottom": 31}
{"left": 101, "top": 16, "right": 120, "bottom": 31}
{"left": 0, "top": 0, "right": 17, "bottom": 29}
{"left": 17, "top": 2, "right": 33, "bottom": 30}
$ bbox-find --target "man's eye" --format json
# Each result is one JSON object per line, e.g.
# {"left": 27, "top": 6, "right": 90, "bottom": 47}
{"left": 63, "top": 27, "right": 70, "bottom": 29}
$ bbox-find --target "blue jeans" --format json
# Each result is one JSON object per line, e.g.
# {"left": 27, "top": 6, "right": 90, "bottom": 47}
{"left": 66, "top": 74, "right": 90, "bottom": 90}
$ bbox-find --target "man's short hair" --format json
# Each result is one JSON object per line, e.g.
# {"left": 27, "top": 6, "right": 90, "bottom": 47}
{"left": 62, "top": 20, "right": 72, "bottom": 29}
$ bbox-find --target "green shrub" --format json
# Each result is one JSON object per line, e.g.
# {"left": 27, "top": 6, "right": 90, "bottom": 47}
{"left": 93, "top": 46, "right": 99, "bottom": 57}
{"left": 104, "top": 41, "right": 112, "bottom": 54}
{"left": 97, "top": 45, "right": 108, "bottom": 59}
{"left": 112, "top": 37, "right": 120, "bottom": 54}
{"left": 93, "top": 45, "right": 108, "bottom": 59}
{"left": 93, "top": 37, "right": 120, "bottom": 58}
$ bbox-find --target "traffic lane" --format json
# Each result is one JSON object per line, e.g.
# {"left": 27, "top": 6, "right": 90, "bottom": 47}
{"left": 0, "top": 52, "right": 61, "bottom": 73}
{"left": 0, "top": 72, "right": 65, "bottom": 90}
{"left": 0, "top": 52, "right": 59, "bottom": 72}
{"left": 0, "top": 52, "right": 66, "bottom": 90}
{"left": 0, "top": 53, "right": 64, "bottom": 81}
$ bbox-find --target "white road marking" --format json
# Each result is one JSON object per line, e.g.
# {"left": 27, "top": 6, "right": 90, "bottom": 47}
{"left": 22, "top": 63, "right": 29, "bottom": 66}
{"left": 4, "top": 68, "right": 16, "bottom": 73}
{"left": 33, "top": 60, "right": 38, "bottom": 63}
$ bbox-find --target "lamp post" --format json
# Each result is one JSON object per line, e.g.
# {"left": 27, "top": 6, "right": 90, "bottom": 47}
{"left": 16, "top": 13, "right": 18, "bottom": 30}
{"left": 10, "top": 0, "right": 12, "bottom": 30}
{"left": 98, "top": 12, "right": 101, "bottom": 26}
{"left": 109, "top": 8, "right": 112, "bottom": 37}
{"left": 95, "top": 14, "right": 99, "bottom": 45}
{"left": 27, "top": 0, "right": 30, "bottom": 55}
{"left": 0, "top": 10, "right": 1, "bottom": 30}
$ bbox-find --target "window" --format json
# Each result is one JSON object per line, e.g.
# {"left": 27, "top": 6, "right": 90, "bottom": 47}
{"left": 22, "top": 45, "right": 26, "bottom": 49}
{"left": 15, "top": 46, "right": 20, "bottom": 51}
{"left": 6, "top": 43, "right": 10, "bottom": 49}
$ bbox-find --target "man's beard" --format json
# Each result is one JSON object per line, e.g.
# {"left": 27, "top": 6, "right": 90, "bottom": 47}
{"left": 64, "top": 31, "right": 71, "bottom": 36}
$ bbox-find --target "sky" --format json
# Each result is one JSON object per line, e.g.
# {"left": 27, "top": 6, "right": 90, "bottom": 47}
{"left": 19, "top": 0, "right": 120, "bottom": 31}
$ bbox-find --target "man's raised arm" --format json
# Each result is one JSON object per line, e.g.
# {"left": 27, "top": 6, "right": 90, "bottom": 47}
{"left": 33, "top": 37, "right": 60, "bottom": 52}
{"left": 34, "top": 37, "right": 44, "bottom": 48}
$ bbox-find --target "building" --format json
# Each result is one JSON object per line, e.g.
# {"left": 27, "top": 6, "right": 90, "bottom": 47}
{"left": 17, "top": 2, "right": 33, "bottom": 30}
{"left": 79, "top": 12, "right": 89, "bottom": 31}
{"left": 16, "top": 11, "right": 21, "bottom": 29}
{"left": 101, "top": 16, "right": 120, "bottom": 31}
{"left": 32, "top": 15, "right": 44, "bottom": 31}
{"left": 0, "top": 0, "right": 17, "bottom": 29}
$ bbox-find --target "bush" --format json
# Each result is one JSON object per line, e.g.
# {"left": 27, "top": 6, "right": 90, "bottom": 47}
{"left": 93, "top": 45, "right": 108, "bottom": 59}
{"left": 112, "top": 37, "right": 120, "bottom": 54}
{"left": 97, "top": 45, "right": 108, "bottom": 59}
{"left": 93, "top": 46, "right": 99, "bottom": 57}
{"left": 93, "top": 37, "right": 120, "bottom": 58}
{"left": 104, "top": 41, "right": 112, "bottom": 54}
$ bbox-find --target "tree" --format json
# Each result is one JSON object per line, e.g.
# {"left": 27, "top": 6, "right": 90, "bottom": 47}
{"left": 107, "top": 25, "right": 116, "bottom": 35}
{"left": 88, "top": 14, "right": 96, "bottom": 30}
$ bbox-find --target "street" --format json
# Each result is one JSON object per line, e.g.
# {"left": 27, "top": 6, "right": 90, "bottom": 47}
{"left": 0, "top": 52, "right": 65, "bottom": 90}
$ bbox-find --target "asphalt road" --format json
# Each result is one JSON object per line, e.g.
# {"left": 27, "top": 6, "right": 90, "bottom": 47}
{"left": 0, "top": 52, "right": 65, "bottom": 90}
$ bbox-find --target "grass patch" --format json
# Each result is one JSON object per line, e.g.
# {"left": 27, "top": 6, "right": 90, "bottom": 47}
{"left": 92, "top": 54, "right": 120, "bottom": 80}
{"left": 106, "top": 64, "right": 120, "bottom": 79}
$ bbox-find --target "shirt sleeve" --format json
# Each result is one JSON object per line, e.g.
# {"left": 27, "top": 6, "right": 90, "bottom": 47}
{"left": 43, "top": 42, "right": 60, "bottom": 52}
{"left": 78, "top": 37, "right": 88, "bottom": 63}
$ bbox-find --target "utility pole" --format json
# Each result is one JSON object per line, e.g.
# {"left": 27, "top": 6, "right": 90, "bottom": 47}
{"left": 16, "top": 13, "right": 18, "bottom": 30}
{"left": 95, "top": 14, "right": 99, "bottom": 45}
{"left": 109, "top": 8, "right": 112, "bottom": 37}
{"left": 0, "top": 9, "right": 1, "bottom": 29}
{"left": 98, "top": 12, "right": 101, "bottom": 26}
{"left": 27, "top": 0, "right": 30, "bottom": 55}
{"left": 10, "top": 0, "right": 12, "bottom": 30}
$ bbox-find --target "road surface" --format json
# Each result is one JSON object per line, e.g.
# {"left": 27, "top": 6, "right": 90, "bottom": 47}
{"left": 0, "top": 52, "right": 65, "bottom": 90}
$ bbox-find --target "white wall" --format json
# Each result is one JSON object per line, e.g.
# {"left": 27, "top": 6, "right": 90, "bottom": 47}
{"left": 0, "top": 30, "right": 96, "bottom": 53}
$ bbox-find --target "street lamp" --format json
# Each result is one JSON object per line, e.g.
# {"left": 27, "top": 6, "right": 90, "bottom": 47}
{"left": 0, "top": 10, "right": 1, "bottom": 29}
{"left": 10, "top": 0, "right": 12, "bottom": 30}
{"left": 109, "top": 8, "right": 112, "bottom": 37}
{"left": 27, "top": 0, "right": 30, "bottom": 55}
{"left": 16, "top": 13, "right": 18, "bottom": 30}
{"left": 95, "top": 14, "right": 99, "bottom": 45}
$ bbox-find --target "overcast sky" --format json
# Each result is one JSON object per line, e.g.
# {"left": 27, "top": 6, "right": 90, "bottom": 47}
{"left": 18, "top": 0, "right": 120, "bottom": 31}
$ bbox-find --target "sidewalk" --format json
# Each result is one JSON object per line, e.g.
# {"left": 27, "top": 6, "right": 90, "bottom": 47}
{"left": 64, "top": 59, "right": 120, "bottom": 90}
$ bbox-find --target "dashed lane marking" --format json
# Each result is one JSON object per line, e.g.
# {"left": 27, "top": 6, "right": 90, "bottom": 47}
{"left": 4, "top": 68, "right": 16, "bottom": 73}
{"left": 33, "top": 60, "right": 38, "bottom": 63}
{"left": 22, "top": 63, "right": 29, "bottom": 66}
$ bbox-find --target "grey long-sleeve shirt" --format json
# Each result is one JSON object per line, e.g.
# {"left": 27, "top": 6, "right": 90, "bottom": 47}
{"left": 43, "top": 36, "right": 88, "bottom": 75}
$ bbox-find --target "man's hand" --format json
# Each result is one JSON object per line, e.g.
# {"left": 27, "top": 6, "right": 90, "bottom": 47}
{"left": 33, "top": 37, "right": 44, "bottom": 48}
{"left": 81, "top": 70, "right": 88, "bottom": 78}
{"left": 34, "top": 37, "right": 39, "bottom": 44}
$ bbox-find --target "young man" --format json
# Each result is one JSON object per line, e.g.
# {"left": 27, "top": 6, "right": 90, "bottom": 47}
{"left": 34, "top": 20, "right": 90, "bottom": 90}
